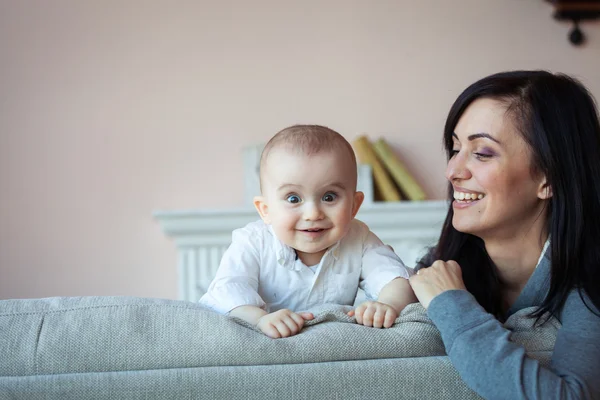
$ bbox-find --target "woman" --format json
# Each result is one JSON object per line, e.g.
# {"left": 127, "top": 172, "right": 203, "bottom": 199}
{"left": 410, "top": 70, "right": 600, "bottom": 399}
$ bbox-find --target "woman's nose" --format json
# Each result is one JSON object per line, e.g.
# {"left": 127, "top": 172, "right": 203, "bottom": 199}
{"left": 445, "top": 152, "right": 471, "bottom": 182}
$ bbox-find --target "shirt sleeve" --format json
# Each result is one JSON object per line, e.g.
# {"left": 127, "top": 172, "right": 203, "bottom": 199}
{"left": 428, "top": 289, "right": 600, "bottom": 400}
{"left": 198, "top": 225, "right": 266, "bottom": 314}
{"left": 360, "top": 230, "right": 413, "bottom": 299}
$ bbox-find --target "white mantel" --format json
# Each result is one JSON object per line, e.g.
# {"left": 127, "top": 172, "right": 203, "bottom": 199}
{"left": 154, "top": 200, "right": 448, "bottom": 301}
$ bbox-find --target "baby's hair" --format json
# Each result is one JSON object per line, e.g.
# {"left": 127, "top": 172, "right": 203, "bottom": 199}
{"left": 259, "top": 124, "right": 357, "bottom": 191}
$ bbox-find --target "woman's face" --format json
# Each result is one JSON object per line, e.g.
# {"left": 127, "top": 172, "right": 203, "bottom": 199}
{"left": 446, "top": 97, "right": 549, "bottom": 240}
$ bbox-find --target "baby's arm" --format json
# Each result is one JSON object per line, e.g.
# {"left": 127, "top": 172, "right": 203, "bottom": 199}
{"left": 377, "top": 276, "right": 417, "bottom": 314}
{"left": 230, "top": 306, "right": 314, "bottom": 339}
{"left": 199, "top": 224, "right": 266, "bottom": 313}
{"left": 201, "top": 223, "right": 314, "bottom": 338}
{"left": 348, "top": 224, "right": 417, "bottom": 328}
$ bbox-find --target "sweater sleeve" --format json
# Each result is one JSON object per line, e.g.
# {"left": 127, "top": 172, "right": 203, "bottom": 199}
{"left": 428, "top": 290, "right": 600, "bottom": 400}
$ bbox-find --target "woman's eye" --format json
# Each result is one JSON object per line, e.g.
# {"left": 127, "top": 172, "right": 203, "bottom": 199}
{"left": 322, "top": 192, "right": 337, "bottom": 202}
{"left": 474, "top": 152, "right": 493, "bottom": 160}
{"left": 450, "top": 149, "right": 459, "bottom": 157}
{"left": 286, "top": 195, "right": 301, "bottom": 204}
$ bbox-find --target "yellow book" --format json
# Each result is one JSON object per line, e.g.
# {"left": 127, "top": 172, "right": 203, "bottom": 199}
{"left": 372, "top": 138, "right": 427, "bottom": 201}
{"left": 352, "top": 135, "right": 402, "bottom": 202}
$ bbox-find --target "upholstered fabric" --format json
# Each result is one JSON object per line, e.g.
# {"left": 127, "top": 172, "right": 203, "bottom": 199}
{"left": 0, "top": 296, "right": 558, "bottom": 399}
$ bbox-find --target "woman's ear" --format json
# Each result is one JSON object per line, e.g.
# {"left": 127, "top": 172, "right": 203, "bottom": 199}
{"left": 538, "top": 178, "right": 553, "bottom": 200}
{"left": 253, "top": 196, "right": 271, "bottom": 224}
{"left": 352, "top": 191, "right": 365, "bottom": 218}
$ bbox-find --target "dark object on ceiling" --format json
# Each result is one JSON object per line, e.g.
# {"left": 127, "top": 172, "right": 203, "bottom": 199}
{"left": 546, "top": 0, "right": 600, "bottom": 45}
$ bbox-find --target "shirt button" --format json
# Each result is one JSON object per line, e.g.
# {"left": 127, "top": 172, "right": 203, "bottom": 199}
{"left": 278, "top": 258, "right": 285, "bottom": 265}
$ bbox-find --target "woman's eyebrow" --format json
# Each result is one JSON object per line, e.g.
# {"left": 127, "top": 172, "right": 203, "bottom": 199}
{"left": 452, "top": 132, "right": 501, "bottom": 144}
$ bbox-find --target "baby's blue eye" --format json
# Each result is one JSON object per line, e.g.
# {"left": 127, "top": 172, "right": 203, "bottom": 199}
{"left": 322, "top": 192, "right": 337, "bottom": 202}
{"left": 286, "top": 194, "right": 301, "bottom": 204}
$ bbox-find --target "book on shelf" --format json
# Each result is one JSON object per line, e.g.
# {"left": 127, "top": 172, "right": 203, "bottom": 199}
{"left": 352, "top": 135, "right": 402, "bottom": 202}
{"left": 372, "top": 138, "right": 427, "bottom": 201}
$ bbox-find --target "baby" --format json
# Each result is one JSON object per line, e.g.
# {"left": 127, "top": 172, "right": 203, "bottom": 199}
{"left": 199, "top": 125, "right": 415, "bottom": 338}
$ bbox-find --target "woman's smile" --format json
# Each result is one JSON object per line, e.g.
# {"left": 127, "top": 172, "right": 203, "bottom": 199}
{"left": 452, "top": 190, "right": 485, "bottom": 209}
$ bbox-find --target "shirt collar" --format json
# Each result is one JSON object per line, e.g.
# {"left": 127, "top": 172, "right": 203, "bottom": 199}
{"left": 267, "top": 225, "right": 299, "bottom": 271}
{"left": 535, "top": 237, "right": 551, "bottom": 269}
{"left": 328, "top": 241, "right": 342, "bottom": 260}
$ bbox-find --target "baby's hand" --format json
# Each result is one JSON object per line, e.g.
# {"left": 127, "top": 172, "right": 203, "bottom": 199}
{"left": 256, "top": 309, "right": 314, "bottom": 339}
{"left": 347, "top": 301, "right": 398, "bottom": 328}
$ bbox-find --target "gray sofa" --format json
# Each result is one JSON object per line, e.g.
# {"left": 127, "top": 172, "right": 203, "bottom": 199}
{"left": 0, "top": 296, "right": 559, "bottom": 399}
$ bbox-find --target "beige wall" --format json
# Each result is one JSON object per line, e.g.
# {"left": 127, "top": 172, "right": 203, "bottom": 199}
{"left": 1, "top": 1, "right": 599, "bottom": 299}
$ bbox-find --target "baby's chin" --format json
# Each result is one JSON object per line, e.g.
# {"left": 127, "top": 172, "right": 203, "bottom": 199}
{"left": 292, "top": 244, "right": 331, "bottom": 259}
{"left": 293, "top": 244, "right": 329, "bottom": 255}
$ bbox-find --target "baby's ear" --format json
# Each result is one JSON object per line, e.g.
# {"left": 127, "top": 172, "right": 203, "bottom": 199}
{"left": 254, "top": 196, "right": 271, "bottom": 224}
{"left": 352, "top": 191, "right": 365, "bottom": 218}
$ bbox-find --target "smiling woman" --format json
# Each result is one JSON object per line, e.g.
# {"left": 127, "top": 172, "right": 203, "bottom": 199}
{"left": 410, "top": 70, "right": 600, "bottom": 399}
{"left": 446, "top": 97, "right": 550, "bottom": 243}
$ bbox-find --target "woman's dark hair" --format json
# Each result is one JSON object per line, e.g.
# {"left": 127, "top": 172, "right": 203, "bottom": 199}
{"left": 418, "top": 70, "right": 600, "bottom": 320}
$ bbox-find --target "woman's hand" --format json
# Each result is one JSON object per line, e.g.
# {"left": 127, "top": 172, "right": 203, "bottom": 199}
{"left": 409, "top": 260, "right": 467, "bottom": 309}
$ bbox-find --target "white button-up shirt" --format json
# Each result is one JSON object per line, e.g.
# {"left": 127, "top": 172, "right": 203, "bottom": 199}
{"left": 199, "top": 219, "right": 412, "bottom": 314}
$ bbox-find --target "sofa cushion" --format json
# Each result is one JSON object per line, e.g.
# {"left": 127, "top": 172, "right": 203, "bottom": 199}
{"left": 0, "top": 296, "right": 558, "bottom": 377}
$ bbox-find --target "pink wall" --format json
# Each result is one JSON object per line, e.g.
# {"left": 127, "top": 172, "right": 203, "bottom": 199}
{"left": 1, "top": 1, "right": 599, "bottom": 299}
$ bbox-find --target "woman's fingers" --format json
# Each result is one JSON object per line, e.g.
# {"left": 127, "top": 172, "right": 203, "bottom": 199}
{"left": 447, "top": 260, "right": 462, "bottom": 277}
{"left": 409, "top": 260, "right": 467, "bottom": 309}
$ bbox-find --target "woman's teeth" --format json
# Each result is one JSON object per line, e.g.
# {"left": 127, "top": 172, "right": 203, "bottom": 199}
{"left": 454, "top": 191, "right": 484, "bottom": 201}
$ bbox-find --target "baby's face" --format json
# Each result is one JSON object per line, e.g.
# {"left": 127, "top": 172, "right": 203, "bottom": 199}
{"left": 256, "top": 147, "right": 363, "bottom": 266}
